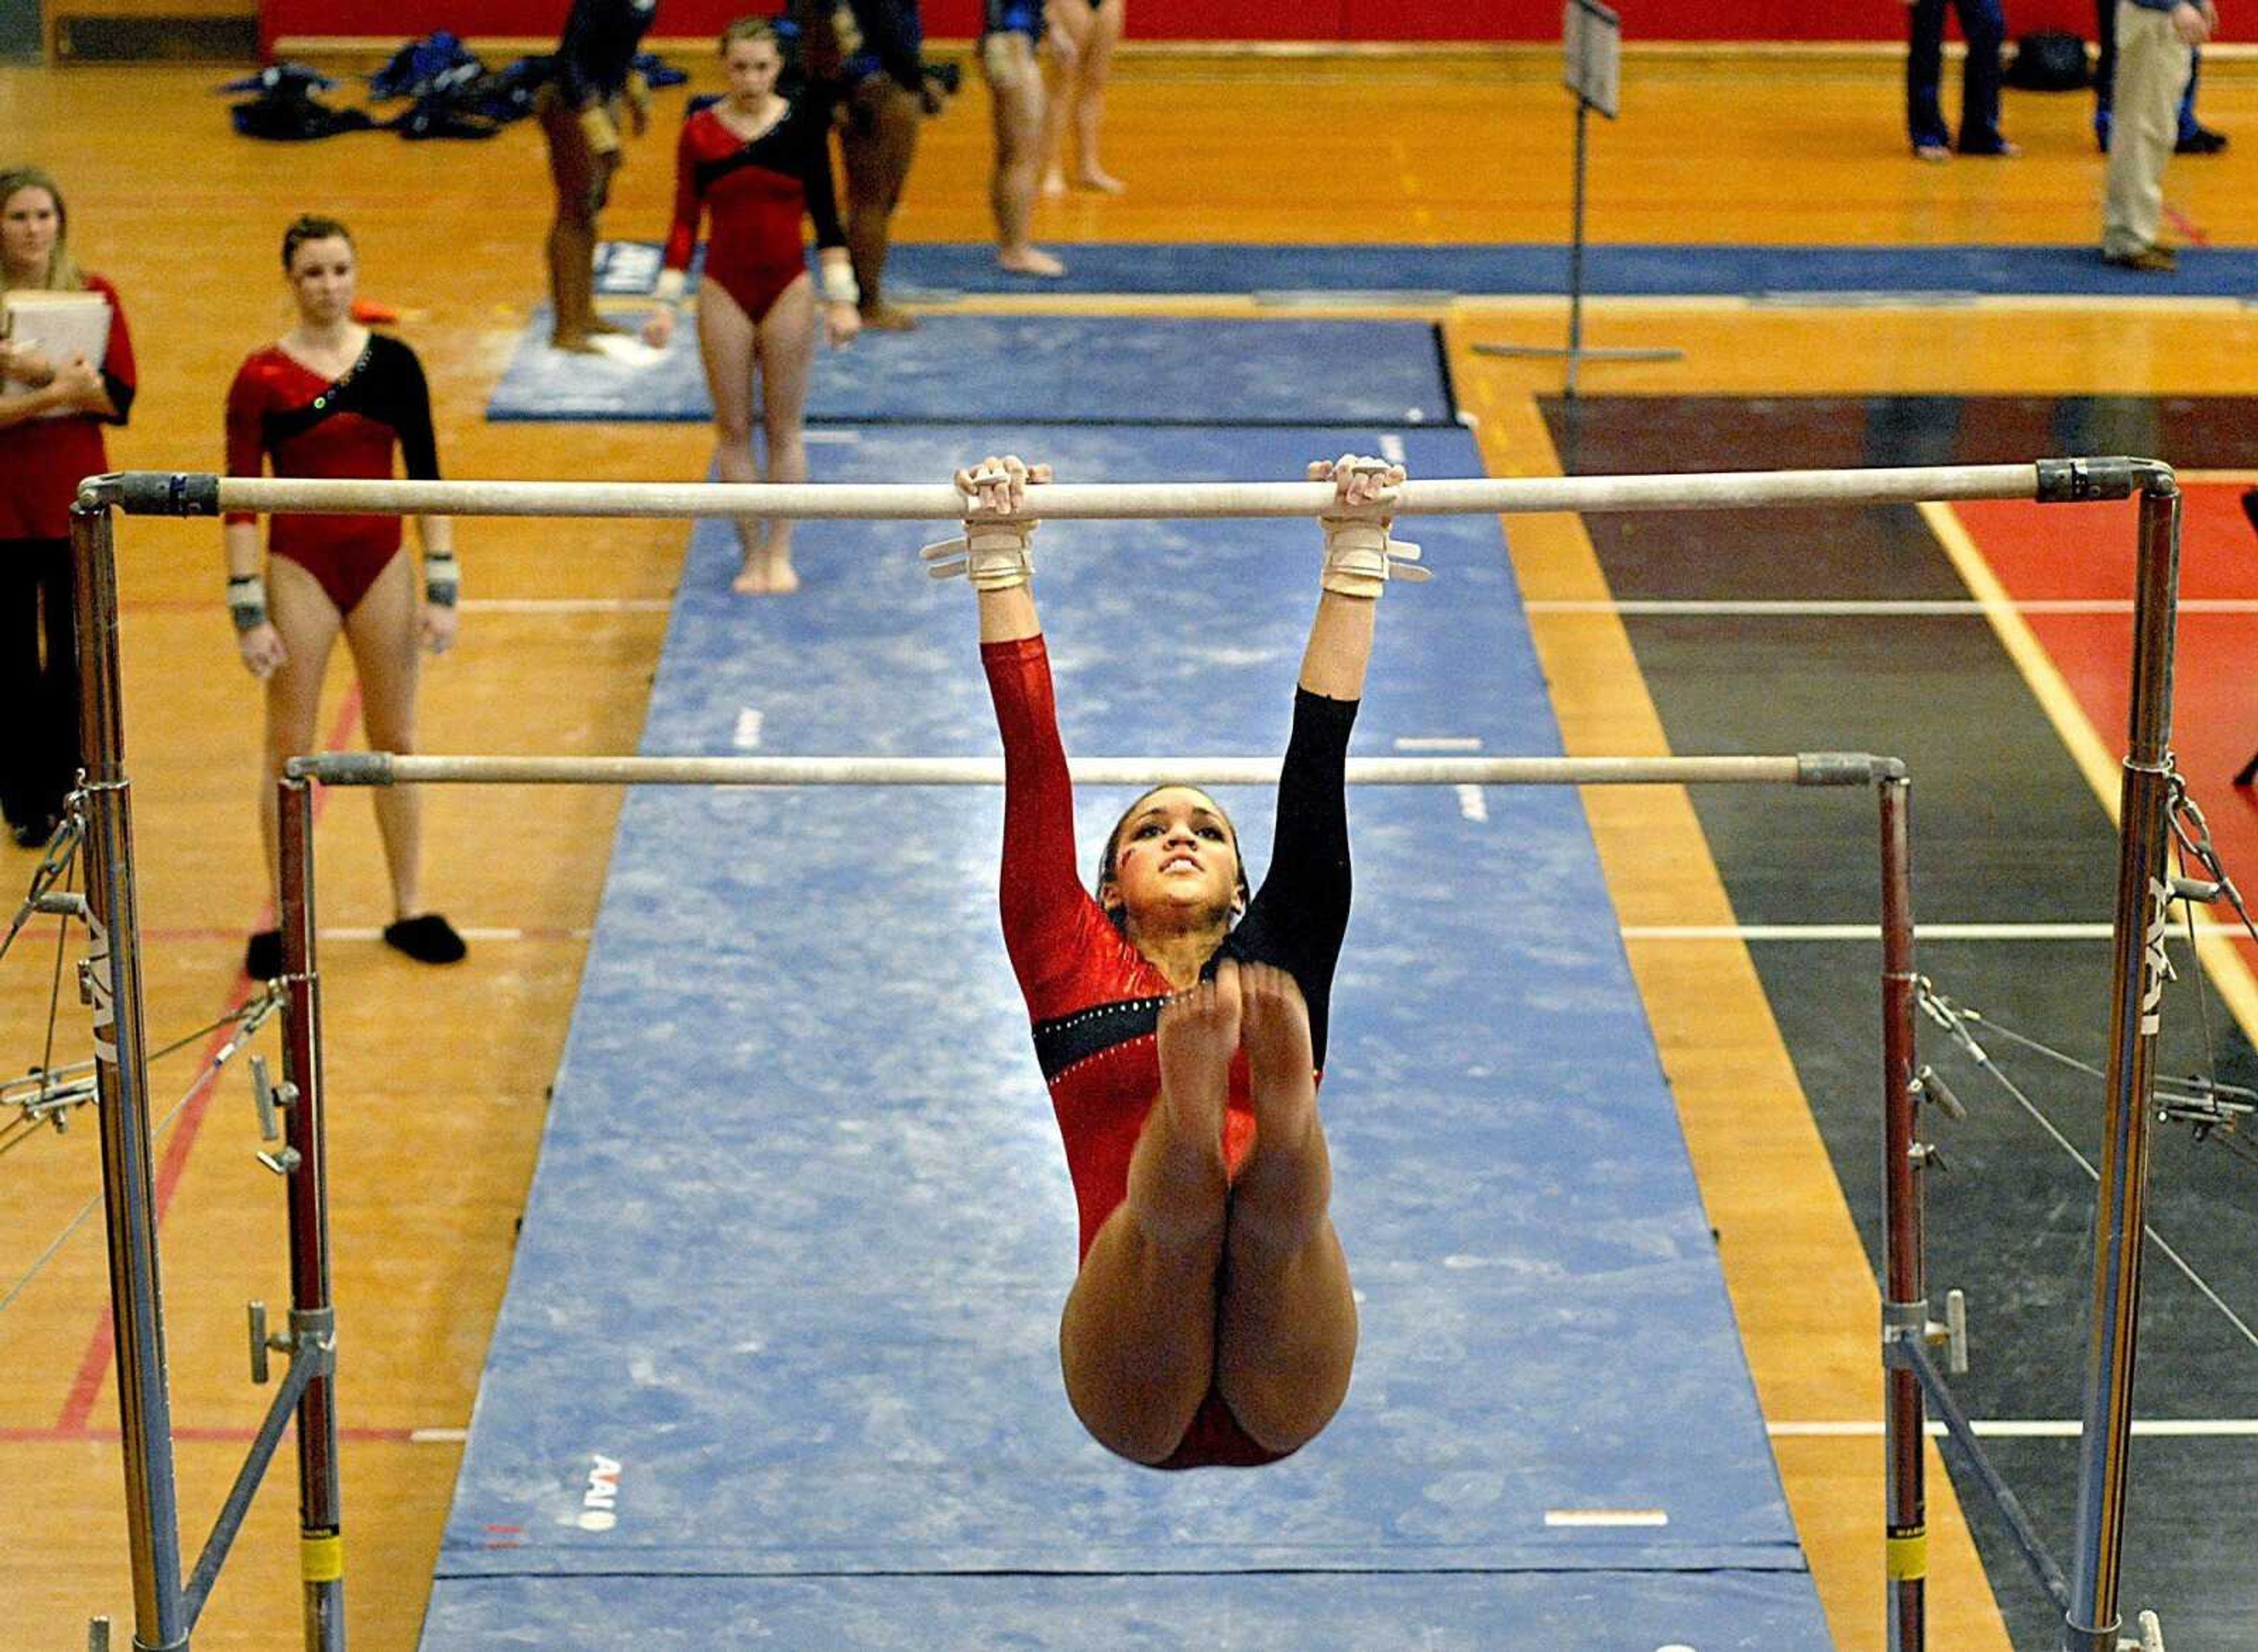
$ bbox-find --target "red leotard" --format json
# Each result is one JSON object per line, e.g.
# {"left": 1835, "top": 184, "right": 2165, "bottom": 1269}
{"left": 983, "top": 634, "right": 1359, "bottom": 1470}
{"left": 223, "top": 334, "right": 440, "bottom": 616}
{"left": 663, "top": 98, "right": 848, "bottom": 322}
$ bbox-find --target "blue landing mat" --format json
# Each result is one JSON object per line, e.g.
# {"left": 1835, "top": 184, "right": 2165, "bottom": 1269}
{"left": 589, "top": 238, "right": 2258, "bottom": 299}
{"left": 424, "top": 1572, "right": 1828, "bottom": 1650}
{"left": 419, "top": 423, "right": 1829, "bottom": 1650}
{"left": 485, "top": 311, "right": 1455, "bottom": 425}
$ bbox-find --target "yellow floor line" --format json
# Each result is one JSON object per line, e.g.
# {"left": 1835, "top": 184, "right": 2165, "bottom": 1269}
{"left": 1455, "top": 348, "right": 2012, "bottom": 1652}
{"left": 1920, "top": 500, "right": 2258, "bottom": 1040}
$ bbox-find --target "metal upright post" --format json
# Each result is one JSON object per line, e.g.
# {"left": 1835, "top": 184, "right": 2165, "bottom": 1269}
{"left": 69, "top": 498, "right": 190, "bottom": 1652}
{"left": 276, "top": 777, "right": 345, "bottom": 1651}
{"left": 1878, "top": 775, "right": 1925, "bottom": 1652}
{"left": 2062, "top": 477, "right": 2183, "bottom": 1652}
{"left": 1565, "top": 96, "right": 1589, "bottom": 400}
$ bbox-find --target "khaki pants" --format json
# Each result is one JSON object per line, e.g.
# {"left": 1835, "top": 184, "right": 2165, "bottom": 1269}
{"left": 2102, "top": 1, "right": 2195, "bottom": 255}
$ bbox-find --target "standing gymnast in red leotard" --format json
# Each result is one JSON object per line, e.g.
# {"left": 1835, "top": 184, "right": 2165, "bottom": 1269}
{"left": 936, "top": 453, "right": 1426, "bottom": 1468}
{"left": 225, "top": 215, "right": 464, "bottom": 982}
{"left": 643, "top": 18, "right": 861, "bottom": 596}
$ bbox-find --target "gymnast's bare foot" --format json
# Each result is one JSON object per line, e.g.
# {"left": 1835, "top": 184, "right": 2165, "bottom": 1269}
{"left": 1074, "top": 167, "right": 1125, "bottom": 194}
{"left": 1040, "top": 167, "right": 1068, "bottom": 199}
{"left": 1155, "top": 961, "right": 1240, "bottom": 1149}
{"left": 859, "top": 302, "right": 918, "bottom": 332}
{"left": 550, "top": 331, "right": 603, "bottom": 354}
{"left": 733, "top": 542, "right": 800, "bottom": 595}
{"left": 998, "top": 245, "right": 1067, "bottom": 278}
{"left": 1237, "top": 962, "right": 1317, "bottom": 1158}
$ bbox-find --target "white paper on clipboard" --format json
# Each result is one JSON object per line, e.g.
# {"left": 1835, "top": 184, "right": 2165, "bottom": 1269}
{"left": 3, "top": 290, "right": 113, "bottom": 413}
{"left": 1564, "top": 0, "right": 1622, "bottom": 119}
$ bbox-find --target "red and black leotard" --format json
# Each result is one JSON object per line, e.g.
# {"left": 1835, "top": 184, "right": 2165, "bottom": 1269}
{"left": 983, "top": 634, "right": 1358, "bottom": 1469}
{"left": 223, "top": 333, "right": 440, "bottom": 616}
{"left": 662, "top": 96, "right": 848, "bottom": 322}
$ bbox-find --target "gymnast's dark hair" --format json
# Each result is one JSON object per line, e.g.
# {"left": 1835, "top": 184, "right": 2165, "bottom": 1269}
{"left": 280, "top": 213, "right": 353, "bottom": 270}
{"left": 1094, "top": 787, "right": 1252, "bottom": 937}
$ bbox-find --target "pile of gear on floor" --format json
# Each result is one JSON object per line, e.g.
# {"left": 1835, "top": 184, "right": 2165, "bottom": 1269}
{"left": 223, "top": 32, "right": 686, "bottom": 142}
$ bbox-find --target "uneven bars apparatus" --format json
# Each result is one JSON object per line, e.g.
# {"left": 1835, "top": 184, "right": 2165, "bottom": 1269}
{"left": 67, "top": 455, "right": 2176, "bottom": 1652}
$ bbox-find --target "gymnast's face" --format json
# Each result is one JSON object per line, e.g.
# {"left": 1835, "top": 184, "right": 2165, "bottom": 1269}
{"left": 1103, "top": 788, "right": 1244, "bottom": 932}
{"left": 723, "top": 36, "right": 783, "bottom": 105}
{"left": 1, "top": 186, "right": 58, "bottom": 283}
{"left": 286, "top": 235, "right": 357, "bottom": 329}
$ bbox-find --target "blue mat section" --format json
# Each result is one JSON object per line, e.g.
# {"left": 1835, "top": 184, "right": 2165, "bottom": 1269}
{"left": 416, "top": 416, "right": 1830, "bottom": 1648}
{"left": 423, "top": 1573, "right": 1831, "bottom": 1650}
{"left": 485, "top": 311, "right": 1455, "bottom": 425}
{"left": 588, "top": 238, "right": 2258, "bottom": 299}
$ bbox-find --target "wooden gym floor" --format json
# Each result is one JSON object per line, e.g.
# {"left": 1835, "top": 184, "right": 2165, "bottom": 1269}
{"left": 5, "top": 45, "right": 2256, "bottom": 1652}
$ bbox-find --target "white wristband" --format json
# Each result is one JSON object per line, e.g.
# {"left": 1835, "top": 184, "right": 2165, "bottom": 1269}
{"left": 921, "top": 519, "right": 1036, "bottom": 591}
{"left": 818, "top": 259, "right": 860, "bottom": 307}
{"left": 654, "top": 268, "right": 687, "bottom": 306}
{"left": 1320, "top": 519, "right": 1428, "bottom": 598}
{"left": 423, "top": 552, "right": 460, "bottom": 607}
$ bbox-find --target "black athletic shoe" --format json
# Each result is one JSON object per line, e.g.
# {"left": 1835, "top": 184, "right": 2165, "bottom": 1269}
{"left": 10, "top": 812, "right": 59, "bottom": 850}
{"left": 383, "top": 912, "right": 467, "bottom": 965}
{"left": 245, "top": 928, "right": 284, "bottom": 981}
{"left": 2177, "top": 125, "right": 2229, "bottom": 155}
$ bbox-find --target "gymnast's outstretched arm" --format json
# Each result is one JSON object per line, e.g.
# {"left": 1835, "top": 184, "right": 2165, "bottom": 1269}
{"left": 1295, "top": 454, "right": 1410, "bottom": 702}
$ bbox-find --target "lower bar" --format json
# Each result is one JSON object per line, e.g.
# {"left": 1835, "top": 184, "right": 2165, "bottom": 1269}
{"left": 286, "top": 752, "right": 1899, "bottom": 790}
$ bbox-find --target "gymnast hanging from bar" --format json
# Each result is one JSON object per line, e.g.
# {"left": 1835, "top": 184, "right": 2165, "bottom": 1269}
{"left": 937, "top": 452, "right": 1425, "bottom": 1468}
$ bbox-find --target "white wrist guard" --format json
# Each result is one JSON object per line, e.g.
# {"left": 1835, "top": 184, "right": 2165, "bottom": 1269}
{"left": 227, "top": 574, "right": 269, "bottom": 634}
{"left": 817, "top": 259, "right": 860, "bottom": 307}
{"left": 653, "top": 268, "right": 687, "bottom": 306}
{"left": 423, "top": 551, "right": 460, "bottom": 607}
{"left": 1320, "top": 519, "right": 1428, "bottom": 598}
{"left": 921, "top": 519, "right": 1036, "bottom": 591}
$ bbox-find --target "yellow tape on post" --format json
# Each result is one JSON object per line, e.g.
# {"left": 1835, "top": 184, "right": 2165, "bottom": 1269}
{"left": 1886, "top": 1526, "right": 1928, "bottom": 1582}
{"left": 301, "top": 1531, "right": 345, "bottom": 1583}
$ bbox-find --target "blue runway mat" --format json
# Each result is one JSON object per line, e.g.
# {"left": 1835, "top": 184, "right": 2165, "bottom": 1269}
{"left": 416, "top": 417, "right": 1831, "bottom": 1648}
{"left": 423, "top": 1572, "right": 1829, "bottom": 1650}
{"left": 588, "top": 238, "right": 2258, "bottom": 299}
{"left": 486, "top": 311, "right": 1455, "bottom": 425}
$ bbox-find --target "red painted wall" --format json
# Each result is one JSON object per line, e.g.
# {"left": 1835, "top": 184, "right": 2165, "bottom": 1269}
{"left": 262, "top": 0, "right": 2099, "bottom": 49}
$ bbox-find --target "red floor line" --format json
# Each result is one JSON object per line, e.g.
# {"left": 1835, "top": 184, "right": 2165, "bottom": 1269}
{"left": 2163, "top": 204, "right": 2213, "bottom": 249}
{"left": 56, "top": 685, "right": 365, "bottom": 1434}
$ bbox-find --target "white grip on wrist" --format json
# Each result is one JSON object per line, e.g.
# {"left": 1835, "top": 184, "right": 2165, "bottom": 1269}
{"left": 653, "top": 267, "right": 687, "bottom": 306}
{"left": 921, "top": 519, "right": 1037, "bottom": 590}
{"left": 1320, "top": 519, "right": 1428, "bottom": 598}
{"left": 818, "top": 259, "right": 860, "bottom": 307}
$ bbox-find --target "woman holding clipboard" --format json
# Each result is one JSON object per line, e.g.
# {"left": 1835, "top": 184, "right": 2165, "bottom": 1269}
{"left": 0, "top": 166, "right": 136, "bottom": 851}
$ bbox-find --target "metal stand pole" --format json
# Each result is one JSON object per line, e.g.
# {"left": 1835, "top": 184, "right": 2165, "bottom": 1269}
{"left": 2062, "top": 479, "right": 2184, "bottom": 1652}
{"left": 69, "top": 500, "right": 189, "bottom": 1652}
{"left": 277, "top": 777, "right": 346, "bottom": 1651}
{"left": 1879, "top": 776, "right": 1926, "bottom": 1652}
{"left": 1472, "top": 92, "right": 1682, "bottom": 392}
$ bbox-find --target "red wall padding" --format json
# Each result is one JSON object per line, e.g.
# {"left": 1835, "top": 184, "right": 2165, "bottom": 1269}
{"left": 261, "top": 1, "right": 2100, "bottom": 51}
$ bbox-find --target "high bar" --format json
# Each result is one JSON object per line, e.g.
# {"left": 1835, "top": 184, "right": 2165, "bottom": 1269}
{"left": 289, "top": 753, "right": 1904, "bottom": 787}
{"left": 85, "top": 458, "right": 2157, "bottom": 523}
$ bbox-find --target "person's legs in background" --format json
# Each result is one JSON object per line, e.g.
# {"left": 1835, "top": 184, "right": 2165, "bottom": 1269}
{"left": 1907, "top": 0, "right": 1954, "bottom": 158}
{"left": 2102, "top": 0, "right": 2196, "bottom": 266}
{"left": 1952, "top": 0, "right": 2013, "bottom": 153}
